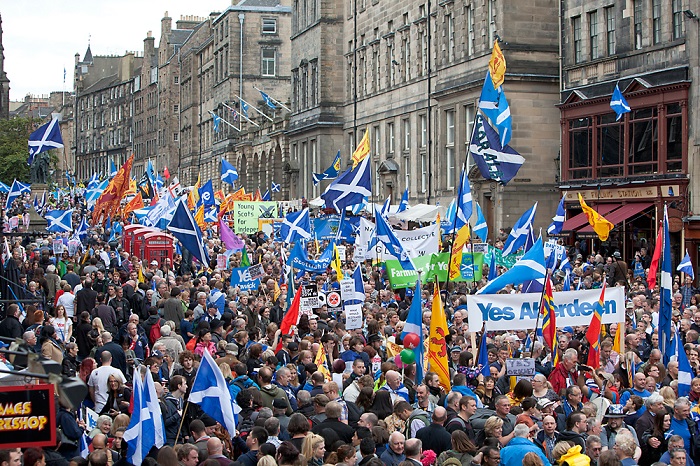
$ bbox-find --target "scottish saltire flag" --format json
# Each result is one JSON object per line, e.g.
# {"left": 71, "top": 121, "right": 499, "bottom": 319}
{"left": 189, "top": 350, "right": 240, "bottom": 437}
{"left": 210, "top": 111, "right": 222, "bottom": 133}
{"left": 350, "top": 197, "right": 368, "bottom": 215}
{"left": 146, "top": 193, "right": 175, "bottom": 228}
{"left": 0, "top": 181, "right": 9, "bottom": 193}
{"left": 259, "top": 90, "right": 277, "bottom": 110}
{"left": 85, "top": 179, "right": 109, "bottom": 208}
{"left": 401, "top": 279, "right": 424, "bottom": 383}
{"left": 675, "top": 328, "right": 693, "bottom": 397}
{"left": 380, "top": 197, "right": 391, "bottom": 217}
{"left": 522, "top": 228, "right": 544, "bottom": 293}
{"left": 313, "top": 151, "right": 342, "bottom": 185}
{"left": 279, "top": 208, "right": 311, "bottom": 244}
{"left": 221, "top": 159, "right": 239, "bottom": 185}
{"left": 75, "top": 216, "right": 90, "bottom": 239}
{"left": 124, "top": 369, "right": 165, "bottom": 466}
{"left": 261, "top": 190, "right": 271, "bottom": 201}
{"left": 398, "top": 188, "right": 409, "bottom": 213}
{"left": 677, "top": 250, "right": 694, "bottom": 279}
{"left": 109, "top": 159, "right": 118, "bottom": 178}
{"left": 454, "top": 171, "right": 473, "bottom": 232}
{"left": 474, "top": 202, "right": 488, "bottom": 242}
{"left": 87, "top": 173, "right": 100, "bottom": 189}
{"left": 477, "top": 329, "right": 490, "bottom": 377}
{"left": 441, "top": 199, "right": 457, "bottom": 232}
{"left": 240, "top": 100, "right": 249, "bottom": 118}
{"left": 477, "top": 238, "right": 546, "bottom": 294}
{"left": 610, "top": 83, "right": 631, "bottom": 121}
{"left": 659, "top": 205, "right": 673, "bottom": 364}
{"left": 345, "top": 265, "right": 366, "bottom": 304}
{"left": 502, "top": 202, "right": 538, "bottom": 256}
{"left": 548, "top": 195, "right": 566, "bottom": 235}
{"left": 5, "top": 179, "right": 31, "bottom": 210}
{"left": 470, "top": 114, "right": 524, "bottom": 186}
{"left": 28, "top": 117, "right": 64, "bottom": 165}
{"left": 373, "top": 210, "right": 415, "bottom": 270}
{"left": 79, "top": 433, "right": 90, "bottom": 458}
{"left": 479, "top": 71, "right": 512, "bottom": 146}
{"left": 562, "top": 269, "right": 571, "bottom": 291}
{"left": 109, "top": 221, "right": 123, "bottom": 242}
{"left": 65, "top": 171, "right": 76, "bottom": 186}
{"left": 168, "top": 198, "right": 210, "bottom": 265}
{"left": 488, "top": 248, "right": 498, "bottom": 281}
{"left": 46, "top": 209, "right": 73, "bottom": 233}
{"left": 271, "top": 181, "right": 281, "bottom": 193}
{"left": 321, "top": 154, "right": 371, "bottom": 212}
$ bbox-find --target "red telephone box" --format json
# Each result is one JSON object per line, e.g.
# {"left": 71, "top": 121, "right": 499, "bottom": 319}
{"left": 122, "top": 224, "right": 143, "bottom": 255}
{"left": 143, "top": 232, "right": 174, "bottom": 267}
{"left": 131, "top": 227, "right": 156, "bottom": 261}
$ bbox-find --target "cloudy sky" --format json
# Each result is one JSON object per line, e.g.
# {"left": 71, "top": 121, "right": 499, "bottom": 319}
{"left": 2, "top": 0, "right": 228, "bottom": 99}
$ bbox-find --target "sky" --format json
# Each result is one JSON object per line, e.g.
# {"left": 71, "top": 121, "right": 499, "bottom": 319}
{"left": 2, "top": 0, "right": 228, "bottom": 100}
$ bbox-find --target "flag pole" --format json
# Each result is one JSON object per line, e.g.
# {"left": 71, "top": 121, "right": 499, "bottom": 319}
{"left": 530, "top": 267, "right": 553, "bottom": 354}
{"left": 253, "top": 86, "right": 291, "bottom": 112}
{"left": 174, "top": 400, "right": 191, "bottom": 445}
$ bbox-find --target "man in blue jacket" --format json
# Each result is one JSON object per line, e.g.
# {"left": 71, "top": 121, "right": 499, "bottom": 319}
{"left": 500, "top": 424, "right": 552, "bottom": 466}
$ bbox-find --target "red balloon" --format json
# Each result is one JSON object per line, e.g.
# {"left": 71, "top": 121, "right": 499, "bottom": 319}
{"left": 403, "top": 332, "right": 420, "bottom": 349}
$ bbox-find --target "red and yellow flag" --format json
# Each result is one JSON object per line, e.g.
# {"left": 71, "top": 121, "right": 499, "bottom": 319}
{"left": 428, "top": 283, "right": 451, "bottom": 391}
{"left": 315, "top": 343, "right": 332, "bottom": 382}
{"left": 579, "top": 193, "right": 614, "bottom": 241}
{"left": 188, "top": 174, "right": 201, "bottom": 211}
{"left": 352, "top": 129, "right": 370, "bottom": 168}
{"left": 122, "top": 192, "right": 144, "bottom": 217}
{"left": 253, "top": 189, "right": 262, "bottom": 202}
{"left": 92, "top": 155, "right": 134, "bottom": 224}
{"left": 586, "top": 281, "right": 606, "bottom": 369}
{"left": 332, "top": 244, "right": 344, "bottom": 281}
{"left": 448, "top": 224, "right": 471, "bottom": 280}
{"left": 540, "top": 278, "right": 557, "bottom": 354}
{"left": 489, "top": 40, "right": 506, "bottom": 89}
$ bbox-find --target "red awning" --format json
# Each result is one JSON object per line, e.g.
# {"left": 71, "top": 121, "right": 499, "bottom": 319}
{"left": 577, "top": 202, "right": 654, "bottom": 234}
{"left": 559, "top": 204, "right": 620, "bottom": 234}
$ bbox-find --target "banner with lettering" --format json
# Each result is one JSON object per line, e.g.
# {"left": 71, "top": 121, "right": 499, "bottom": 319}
{"left": 466, "top": 286, "right": 625, "bottom": 331}
{"left": 357, "top": 218, "right": 439, "bottom": 261}
{"left": 386, "top": 252, "right": 484, "bottom": 288}
{"left": 229, "top": 266, "right": 261, "bottom": 292}
{"left": 233, "top": 201, "right": 278, "bottom": 234}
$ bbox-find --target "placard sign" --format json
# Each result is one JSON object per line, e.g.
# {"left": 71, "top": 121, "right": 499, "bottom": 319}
{"left": 52, "top": 240, "right": 65, "bottom": 255}
{"left": 248, "top": 263, "right": 265, "bottom": 280}
{"left": 216, "top": 254, "right": 227, "bottom": 270}
{"left": 544, "top": 240, "right": 566, "bottom": 260}
{"left": 345, "top": 303, "right": 363, "bottom": 330}
{"left": 337, "top": 245, "right": 346, "bottom": 261}
{"left": 301, "top": 284, "right": 319, "bottom": 314}
{"left": 340, "top": 279, "right": 356, "bottom": 302}
{"left": 0, "top": 383, "right": 56, "bottom": 448}
{"left": 472, "top": 243, "right": 489, "bottom": 254}
{"left": 505, "top": 358, "right": 536, "bottom": 377}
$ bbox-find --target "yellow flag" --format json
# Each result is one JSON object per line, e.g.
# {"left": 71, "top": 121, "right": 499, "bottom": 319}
{"left": 385, "top": 339, "right": 404, "bottom": 358}
{"left": 578, "top": 193, "right": 614, "bottom": 241}
{"left": 194, "top": 205, "right": 207, "bottom": 230}
{"left": 489, "top": 40, "right": 506, "bottom": 89}
{"left": 188, "top": 174, "right": 201, "bottom": 211}
{"left": 436, "top": 213, "right": 442, "bottom": 250}
{"left": 352, "top": 129, "right": 370, "bottom": 168}
{"left": 332, "top": 244, "right": 344, "bottom": 281}
{"left": 428, "top": 283, "right": 451, "bottom": 391}
{"left": 315, "top": 344, "right": 332, "bottom": 381}
{"left": 612, "top": 323, "right": 623, "bottom": 355}
{"left": 137, "top": 266, "right": 145, "bottom": 284}
{"left": 448, "top": 249, "right": 463, "bottom": 281}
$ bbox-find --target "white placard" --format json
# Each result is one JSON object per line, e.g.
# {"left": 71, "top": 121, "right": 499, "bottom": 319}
{"left": 340, "top": 278, "right": 356, "bottom": 301}
{"left": 345, "top": 303, "right": 363, "bottom": 330}
{"left": 506, "top": 358, "right": 536, "bottom": 377}
{"left": 337, "top": 245, "right": 346, "bottom": 261}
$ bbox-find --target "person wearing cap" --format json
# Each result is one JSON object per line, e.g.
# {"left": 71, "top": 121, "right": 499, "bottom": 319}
{"left": 600, "top": 404, "right": 641, "bottom": 457}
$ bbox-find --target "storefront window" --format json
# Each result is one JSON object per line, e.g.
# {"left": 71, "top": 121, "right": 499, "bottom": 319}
{"left": 597, "top": 114, "right": 623, "bottom": 177}
{"left": 667, "top": 103, "right": 683, "bottom": 172}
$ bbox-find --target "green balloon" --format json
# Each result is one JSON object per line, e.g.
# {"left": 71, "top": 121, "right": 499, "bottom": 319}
{"left": 400, "top": 348, "right": 416, "bottom": 365}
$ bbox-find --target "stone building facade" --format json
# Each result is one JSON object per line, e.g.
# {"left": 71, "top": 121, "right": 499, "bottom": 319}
{"left": 0, "top": 15, "right": 9, "bottom": 120}
{"left": 557, "top": 0, "right": 695, "bottom": 265}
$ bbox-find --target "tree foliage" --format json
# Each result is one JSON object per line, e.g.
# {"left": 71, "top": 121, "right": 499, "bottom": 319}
{"left": 0, "top": 117, "right": 34, "bottom": 184}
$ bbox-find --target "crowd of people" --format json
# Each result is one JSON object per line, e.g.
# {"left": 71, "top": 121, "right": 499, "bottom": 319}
{"left": 0, "top": 207, "right": 696, "bottom": 466}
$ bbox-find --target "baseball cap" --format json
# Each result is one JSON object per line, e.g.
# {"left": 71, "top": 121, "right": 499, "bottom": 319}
{"left": 562, "top": 326, "right": 574, "bottom": 334}
{"left": 272, "top": 398, "right": 288, "bottom": 410}
{"left": 537, "top": 399, "right": 555, "bottom": 410}
{"left": 150, "top": 260, "right": 159, "bottom": 266}
{"left": 313, "top": 394, "right": 330, "bottom": 406}
{"left": 287, "top": 342, "right": 299, "bottom": 352}
{"left": 151, "top": 350, "right": 164, "bottom": 359}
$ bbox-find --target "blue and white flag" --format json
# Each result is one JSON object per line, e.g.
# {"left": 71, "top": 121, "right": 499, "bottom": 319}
{"left": 85, "top": 179, "right": 109, "bottom": 208}
{"left": 344, "top": 265, "right": 366, "bottom": 305}
{"left": 562, "top": 269, "right": 571, "bottom": 291}
{"left": 288, "top": 240, "right": 333, "bottom": 273}
{"left": 659, "top": 205, "right": 673, "bottom": 364}
{"left": 677, "top": 250, "right": 694, "bottom": 279}
{"left": 278, "top": 208, "right": 311, "bottom": 244}
{"left": 477, "top": 238, "right": 546, "bottom": 295}
{"left": 65, "top": 171, "right": 76, "bottom": 186}
{"left": 146, "top": 193, "right": 176, "bottom": 228}
{"left": 259, "top": 90, "right": 277, "bottom": 110}
{"left": 199, "top": 180, "right": 215, "bottom": 207}
{"left": 487, "top": 248, "right": 498, "bottom": 281}
{"left": 470, "top": 114, "right": 524, "bottom": 186}
{"left": 401, "top": 279, "right": 424, "bottom": 384}
{"left": 479, "top": 71, "right": 512, "bottom": 147}
{"left": 0, "top": 181, "right": 9, "bottom": 194}
{"left": 521, "top": 229, "right": 544, "bottom": 293}
{"left": 313, "top": 151, "right": 342, "bottom": 185}
{"left": 548, "top": 194, "right": 566, "bottom": 236}
{"left": 79, "top": 433, "right": 90, "bottom": 459}
{"left": 441, "top": 199, "right": 457, "bottom": 233}
{"left": 321, "top": 154, "right": 371, "bottom": 213}
{"left": 477, "top": 330, "right": 491, "bottom": 377}
{"left": 5, "top": 179, "right": 31, "bottom": 210}
{"left": 398, "top": 188, "right": 409, "bottom": 213}
{"left": 610, "top": 83, "right": 631, "bottom": 121}
{"left": 188, "top": 349, "right": 240, "bottom": 437}
{"left": 109, "top": 159, "right": 118, "bottom": 178}
{"left": 87, "top": 173, "right": 100, "bottom": 190}
{"left": 261, "top": 190, "right": 271, "bottom": 201}
{"left": 124, "top": 369, "right": 165, "bottom": 466}
{"left": 28, "top": 117, "right": 63, "bottom": 165}
{"left": 380, "top": 197, "right": 391, "bottom": 217}
{"left": 350, "top": 196, "right": 368, "bottom": 216}
{"left": 271, "top": 181, "right": 281, "bottom": 193}
{"left": 676, "top": 328, "right": 693, "bottom": 397}
{"left": 221, "top": 159, "right": 239, "bottom": 185}
{"left": 109, "top": 221, "right": 123, "bottom": 242}
{"left": 454, "top": 171, "right": 473, "bottom": 232}
{"left": 75, "top": 216, "right": 90, "bottom": 239}
{"left": 502, "top": 202, "right": 538, "bottom": 256}
{"left": 372, "top": 210, "right": 415, "bottom": 270}
{"left": 240, "top": 100, "right": 249, "bottom": 118}
{"left": 473, "top": 202, "right": 488, "bottom": 242}
{"left": 168, "top": 198, "right": 210, "bottom": 265}
{"left": 210, "top": 111, "right": 222, "bottom": 133}
{"left": 45, "top": 209, "right": 73, "bottom": 233}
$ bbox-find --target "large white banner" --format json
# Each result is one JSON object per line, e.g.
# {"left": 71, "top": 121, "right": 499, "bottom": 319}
{"left": 467, "top": 286, "right": 626, "bottom": 331}
{"left": 356, "top": 218, "right": 439, "bottom": 261}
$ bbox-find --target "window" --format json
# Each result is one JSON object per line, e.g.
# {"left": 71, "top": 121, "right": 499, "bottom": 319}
{"left": 605, "top": 7, "right": 616, "bottom": 55}
{"left": 387, "top": 122, "right": 395, "bottom": 155}
{"left": 673, "top": 0, "right": 684, "bottom": 39}
{"left": 589, "top": 11, "right": 599, "bottom": 60}
{"left": 652, "top": 0, "right": 661, "bottom": 44}
{"left": 467, "top": 6, "right": 475, "bottom": 56}
{"left": 420, "top": 114, "right": 427, "bottom": 147}
{"left": 174, "top": 76, "right": 179, "bottom": 84}
{"left": 421, "top": 153, "right": 427, "bottom": 193}
{"left": 262, "top": 18, "right": 277, "bottom": 34}
{"left": 488, "top": 0, "right": 497, "bottom": 44}
{"left": 465, "top": 105, "right": 475, "bottom": 149}
{"left": 374, "top": 125, "right": 381, "bottom": 158}
{"left": 420, "top": 29, "right": 427, "bottom": 76}
{"left": 403, "top": 37, "right": 411, "bottom": 81}
{"left": 403, "top": 118, "right": 410, "bottom": 152}
{"left": 173, "top": 133, "right": 179, "bottom": 142}
{"left": 634, "top": 0, "right": 643, "bottom": 49}
{"left": 174, "top": 104, "right": 179, "bottom": 113}
{"left": 447, "top": 14, "right": 455, "bottom": 62}
{"left": 262, "top": 49, "right": 276, "bottom": 76}
{"left": 404, "top": 154, "right": 410, "bottom": 194}
{"left": 445, "top": 110, "right": 455, "bottom": 188}
{"left": 572, "top": 16, "right": 582, "bottom": 63}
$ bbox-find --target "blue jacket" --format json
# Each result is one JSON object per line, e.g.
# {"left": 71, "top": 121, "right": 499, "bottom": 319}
{"left": 500, "top": 437, "right": 552, "bottom": 466}
{"left": 448, "top": 385, "right": 484, "bottom": 408}
{"left": 228, "top": 375, "right": 260, "bottom": 402}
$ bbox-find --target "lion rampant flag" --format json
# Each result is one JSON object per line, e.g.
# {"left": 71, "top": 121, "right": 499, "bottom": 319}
{"left": 188, "top": 174, "right": 201, "bottom": 211}
{"left": 488, "top": 40, "right": 506, "bottom": 89}
{"left": 428, "top": 282, "right": 451, "bottom": 391}
{"left": 315, "top": 343, "right": 332, "bottom": 382}
{"left": 578, "top": 193, "right": 614, "bottom": 241}
{"left": 92, "top": 154, "right": 134, "bottom": 224}
{"left": 352, "top": 129, "right": 370, "bottom": 168}
{"left": 122, "top": 192, "right": 144, "bottom": 217}
{"left": 448, "top": 224, "right": 471, "bottom": 281}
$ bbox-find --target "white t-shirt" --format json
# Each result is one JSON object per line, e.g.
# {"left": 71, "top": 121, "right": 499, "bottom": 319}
{"left": 57, "top": 292, "right": 75, "bottom": 318}
{"left": 52, "top": 317, "right": 72, "bottom": 342}
{"left": 88, "top": 365, "right": 126, "bottom": 413}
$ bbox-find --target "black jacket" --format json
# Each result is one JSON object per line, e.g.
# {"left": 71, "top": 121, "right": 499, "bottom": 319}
{"left": 312, "top": 418, "right": 355, "bottom": 444}
{"left": 0, "top": 315, "right": 23, "bottom": 339}
{"left": 415, "top": 423, "right": 453, "bottom": 456}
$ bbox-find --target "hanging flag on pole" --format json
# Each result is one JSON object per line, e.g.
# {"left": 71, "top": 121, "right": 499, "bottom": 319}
{"left": 221, "top": 159, "right": 239, "bottom": 185}
{"left": 585, "top": 281, "right": 606, "bottom": 369}
{"left": 92, "top": 155, "right": 134, "bottom": 224}
{"left": 28, "top": 117, "right": 64, "bottom": 165}
{"left": 4, "top": 180, "right": 31, "bottom": 211}
{"left": 540, "top": 278, "right": 557, "bottom": 356}
{"left": 610, "top": 83, "right": 631, "bottom": 121}
{"left": 488, "top": 40, "right": 506, "bottom": 89}
{"left": 278, "top": 208, "right": 311, "bottom": 244}
{"left": 676, "top": 327, "right": 693, "bottom": 397}
{"left": 659, "top": 205, "right": 673, "bottom": 364}
{"left": 677, "top": 250, "right": 694, "bottom": 279}
{"left": 321, "top": 155, "right": 372, "bottom": 212}
{"left": 470, "top": 114, "right": 523, "bottom": 185}
{"left": 478, "top": 238, "right": 546, "bottom": 294}
{"left": 578, "top": 193, "right": 614, "bottom": 242}
{"left": 46, "top": 209, "right": 73, "bottom": 233}
{"left": 398, "top": 188, "right": 409, "bottom": 213}
{"left": 428, "top": 283, "right": 451, "bottom": 391}
{"left": 473, "top": 202, "right": 488, "bottom": 242}
{"left": 548, "top": 194, "right": 567, "bottom": 235}
{"left": 478, "top": 71, "right": 513, "bottom": 147}
{"left": 502, "top": 202, "right": 537, "bottom": 256}
{"left": 401, "top": 279, "right": 424, "bottom": 384}
{"left": 351, "top": 129, "right": 370, "bottom": 168}
{"left": 167, "top": 198, "right": 210, "bottom": 265}
{"left": 454, "top": 171, "right": 473, "bottom": 232}
{"left": 313, "top": 151, "right": 342, "bottom": 185}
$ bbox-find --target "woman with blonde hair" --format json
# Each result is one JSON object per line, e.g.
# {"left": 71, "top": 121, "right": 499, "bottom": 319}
{"left": 523, "top": 452, "right": 545, "bottom": 466}
{"left": 476, "top": 416, "right": 504, "bottom": 446}
{"left": 659, "top": 386, "right": 677, "bottom": 410}
{"left": 301, "top": 433, "right": 325, "bottom": 466}
{"left": 110, "top": 413, "right": 130, "bottom": 435}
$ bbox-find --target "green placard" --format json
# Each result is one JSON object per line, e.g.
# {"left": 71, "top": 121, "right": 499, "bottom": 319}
{"left": 233, "top": 201, "right": 277, "bottom": 234}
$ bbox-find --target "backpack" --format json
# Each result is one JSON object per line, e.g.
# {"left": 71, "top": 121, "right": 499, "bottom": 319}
{"left": 405, "top": 410, "right": 430, "bottom": 437}
{"left": 186, "top": 337, "right": 196, "bottom": 352}
{"left": 149, "top": 318, "right": 162, "bottom": 345}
